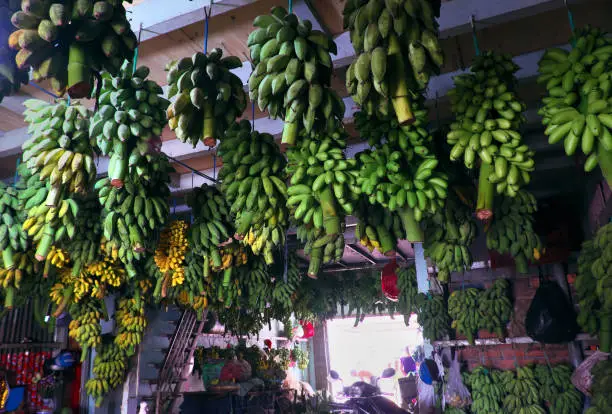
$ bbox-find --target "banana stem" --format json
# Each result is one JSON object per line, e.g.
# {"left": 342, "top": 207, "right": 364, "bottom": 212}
{"left": 597, "top": 142, "right": 612, "bottom": 189}
{"left": 161, "top": 274, "right": 170, "bottom": 298}
{"left": 35, "top": 225, "right": 55, "bottom": 261}
{"left": 52, "top": 286, "right": 73, "bottom": 317}
{"left": 476, "top": 163, "right": 494, "bottom": 221}
{"left": 388, "top": 34, "right": 415, "bottom": 125}
{"left": 80, "top": 344, "right": 90, "bottom": 363}
{"left": 2, "top": 247, "right": 14, "bottom": 270}
{"left": 307, "top": 247, "right": 322, "bottom": 279}
{"left": 203, "top": 255, "right": 210, "bottom": 280}
{"left": 202, "top": 101, "right": 216, "bottom": 147}
{"left": 222, "top": 267, "right": 232, "bottom": 287}
{"left": 4, "top": 286, "right": 14, "bottom": 309}
{"left": 398, "top": 207, "right": 423, "bottom": 242}
{"left": 375, "top": 225, "right": 395, "bottom": 256}
{"left": 320, "top": 187, "right": 340, "bottom": 236}
{"left": 514, "top": 253, "right": 529, "bottom": 274}
{"left": 282, "top": 122, "right": 299, "bottom": 146}
{"left": 153, "top": 276, "right": 163, "bottom": 298}
{"left": 67, "top": 44, "right": 91, "bottom": 98}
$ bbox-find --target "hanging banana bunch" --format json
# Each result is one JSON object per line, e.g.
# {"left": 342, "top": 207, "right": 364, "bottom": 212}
{"left": 447, "top": 51, "right": 533, "bottom": 219}
{"left": 448, "top": 288, "right": 481, "bottom": 345}
{"left": 588, "top": 359, "right": 612, "bottom": 414}
{"left": 0, "top": 0, "right": 29, "bottom": 102}
{"left": 60, "top": 193, "right": 103, "bottom": 275}
{"left": 247, "top": 6, "right": 344, "bottom": 145}
{"left": 218, "top": 120, "right": 289, "bottom": 265}
{"left": 154, "top": 220, "right": 189, "bottom": 288}
{"left": 424, "top": 193, "right": 477, "bottom": 283}
{"left": 0, "top": 252, "right": 39, "bottom": 309}
{"left": 86, "top": 340, "right": 128, "bottom": 407}
{"left": 416, "top": 292, "right": 450, "bottom": 341}
{"left": 0, "top": 182, "right": 28, "bottom": 270}
{"left": 96, "top": 156, "right": 172, "bottom": 272}
{"left": 343, "top": 0, "right": 443, "bottom": 123}
{"left": 166, "top": 48, "right": 247, "bottom": 148}
{"left": 576, "top": 223, "right": 612, "bottom": 352}
{"left": 68, "top": 296, "right": 105, "bottom": 361}
{"left": 478, "top": 279, "right": 513, "bottom": 338}
{"left": 468, "top": 366, "right": 505, "bottom": 414}
{"left": 538, "top": 26, "right": 612, "bottom": 187}
{"left": 503, "top": 366, "right": 545, "bottom": 414}
{"left": 397, "top": 266, "right": 418, "bottom": 326}
{"left": 186, "top": 184, "right": 233, "bottom": 278}
{"left": 241, "top": 254, "right": 273, "bottom": 313}
{"left": 486, "top": 190, "right": 542, "bottom": 274}
{"left": 179, "top": 251, "right": 210, "bottom": 316}
{"left": 10, "top": 0, "right": 137, "bottom": 97}
{"left": 270, "top": 253, "right": 302, "bottom": 311}
{"left": 114, "top": 291, "right": 146, "bottom": 352}
{"left": 535, "top": 364, "right": 582, "bottom": 414}
{"left": 90, "top": 63, "right": 169, "bottom": 188}
{"left": 354, "top": 200, "right": 403, "bottom": 256}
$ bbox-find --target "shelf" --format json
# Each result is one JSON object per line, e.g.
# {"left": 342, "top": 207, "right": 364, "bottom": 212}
{"left": 432, "top": 333, "right": 595, "bottom": 348}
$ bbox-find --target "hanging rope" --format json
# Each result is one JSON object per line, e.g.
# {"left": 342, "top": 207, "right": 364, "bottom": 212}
{"left": 28, "top": 82, "right": 58, "bottom": 99}
{"left": 288, "top": 0, "right": 293, "bottom": 14}
{"left": 203, "top": 2, "right": 213, "bottom": 54}
{"left": 190, "top": 171, "right": 194, "bottom": 224}
{"left": 213, "top": 154, "right": 217, "bottom": 179}
{"left": 251, "top": 101, "right": 256, "bottom": 131}
{"left": 470, "top": 15, "right": 481, "bottom": 57}
{"left": 132, "top": 23, "right": 143, "bottom": 75}
{"left": 13, "top": 157, "right": 20, "bottom": 186}
{"left": 283, "top": 234, "right": 289, "bottom": 283}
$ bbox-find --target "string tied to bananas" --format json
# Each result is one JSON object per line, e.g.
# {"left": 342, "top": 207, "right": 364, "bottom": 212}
{"left": 203, "top": 1, "right": 213, "bottom": 53}
{"left": 470, "top": 15, "right": 481, "bottom": 57}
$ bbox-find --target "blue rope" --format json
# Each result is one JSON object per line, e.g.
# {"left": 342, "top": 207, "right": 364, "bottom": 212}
{"left": 251, "top": 102, "right": 255, "bottom": 131}
{"left": 213, "top": 154, "right": 216, "bottom": 179}
{"left": 204, "top": 6, "right": 210, "bottom": 53}
{"left": 471, "top": 16, "right": 481, "bottom": 57}
{"left": 288, "top": 0, "right": 293, "bottom": 14}
{"left": 132, "top": 23, "right": 142, "bottom": 75}
{"left": 28, "top": 82, "right": 58, "bottom": 99}
{"left": 13, "top": 157, "right": 20, "bottom": 186}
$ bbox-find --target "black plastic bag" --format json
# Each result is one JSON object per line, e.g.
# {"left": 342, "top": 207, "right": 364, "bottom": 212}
{"left": 525, "top": 280, "right": 579, "bottom": 343}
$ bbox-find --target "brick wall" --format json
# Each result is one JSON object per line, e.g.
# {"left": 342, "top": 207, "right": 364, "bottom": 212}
{"left": 451, "top": 269, "right": 572, "bottom": 370}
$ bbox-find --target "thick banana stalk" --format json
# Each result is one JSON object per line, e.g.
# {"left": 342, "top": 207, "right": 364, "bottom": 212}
{"left": 424, "top": 193, "right": 477, "bottom": 283}
{"left": 247, "top": 6, "right": 345, "bottom": 145}
{"left": 10, "top": 0, "right": 137, "bottom": 97}
{"left": 448, "top": 51, "right": 533, "bottom": 216}
{"left": 343, "top": 0, "right": 443, "bottom": 122}
{"left": 218, "top": 120, "right": 289, "bottom": 265}
{"left": 538, "top": 25, "right": 612, "bottom": 188}
{"left": 166, "top": 49, "right": 247, "bottom": 148}
{"left": 90, "top": 62, "right": 169, "bottom": 188}
{"left": 486, "top": 190, "right": 542, "bottom": 274}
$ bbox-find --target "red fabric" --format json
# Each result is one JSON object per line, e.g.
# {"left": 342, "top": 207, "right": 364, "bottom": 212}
{"left": 0, "top": 351, "right": 50, "bottom": 410}
{"left": 70, "top": 364, "right": 82, "bottom": 411}
{"left": 381, "top": 260, "right": 399, "bottom": 301}
{"left": 300, "top": 321, "right": 315, "bottom": 339}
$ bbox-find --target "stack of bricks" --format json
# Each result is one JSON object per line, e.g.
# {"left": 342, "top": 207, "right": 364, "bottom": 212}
{"left": 451, "top": 271, "right": 572, "bottom": 370}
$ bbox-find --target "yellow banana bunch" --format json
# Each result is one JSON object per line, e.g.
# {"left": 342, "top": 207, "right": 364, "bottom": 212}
{"left": 154, "top": 220, "right": 188, "bottom": 287}
{"left": 68, "top": 297, "right": 104, "bottom": 360}
{"left": 115, "top": 294, "right": 146, "bottom": 350}
{"left": 87, "top": 257, "right": 126, "bottom": 288}
{"left": 0, "top": 251, "right": 39, "bottom": 309}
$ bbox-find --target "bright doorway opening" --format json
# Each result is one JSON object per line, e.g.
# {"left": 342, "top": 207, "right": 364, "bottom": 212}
{"left": 326, "top": 314, "right": 423, "bottom": 384}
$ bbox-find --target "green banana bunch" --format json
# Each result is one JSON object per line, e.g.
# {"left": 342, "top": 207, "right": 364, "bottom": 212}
{"left": 22, "top": 99, "right": 95, "bottom": 203}
{"left": 448, "top": 288, "right": 481, "bottom": 345}
{"left": 503, "top": 366, "right": 545, "bottom": 414}
{"left": 10, "top": 0, "right": 137, "bottom": 97}
{"left": 586, "top": 358, "right": 612, "bottom": 414}
{"left": 486, "top": 191, "right": 542, "bottom": 274}
{"left": 96, "top": 156, "right": 172, "bottom": 272}
{"left": 341, "top": 269, "right": 389, "bottom": 327}
{"left": 0, "top": 182, "right": 28, "bottom": 270}
{"left": 270, "top": 253, "right": 302, "bottom": 311}
{"left": 357, "top": 140, "right": 447, "bottom": 239}
{"left": 297, "top": 225, "right": 345, "bottom": 278}
{"left": 60, "top": 193, "right": 102, "bottom": 275}
{"left": 468, "top": 366, "right": 505, "bottom": 414}
{"left": 576, "top": 222, "right": 612, "bottom": 352}
{"left": 218, "top": 120, "right": 289, "bottom": 265}
{"left": 68, "top": 297, "right": 104, "bottom": 360}
{"left": 424, "top": 193, "right": 477, "bottom": 283}
{"left": 247, "top": 6, "right": 344, "bottom": 145}
{"left": 90, "top": 62, "right": 169, "bottom": 188}
{"left": 0, "top": 252, "right": 39, "bottom": 308}
{"left": 182, "top": 251, "right": 209, "bottom": 303}
{"left": 447, "top": 51, "right": 533, "bottom": 217}
{"left": 535, "top": 364, "right": 582, "bottom": 414}
{"left": 0, "top": 0, "right": 29, "bottom": 102}
{"left": 538, "top": 25, "right": 612, "bottom": 187}
{"left": 478, "top": 279, "right": 513, "bottom": 338}
{"left": 343, "top": 0, "right": 443, "bottom": 123}
{"left": 186, "top": 184, "right": 233, "bottom": 277}
{"left": 416, "top": 292, "right": 450, "bottom": 341}
{"left": 397, "top": 266, "right": 418, "bottom": 326}
{"left": 241, "top": 253, "right": 273, "bottom": 313}
{"left": 86, "top": 340, "right": 129, "bottom": 407}
{"left": 166, "top": 48, "right": 247, "bottom": 148}
{"left": 354, "top": 199, "right": 403, "bottom": 255}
